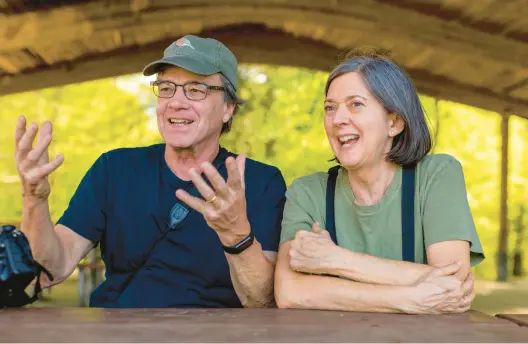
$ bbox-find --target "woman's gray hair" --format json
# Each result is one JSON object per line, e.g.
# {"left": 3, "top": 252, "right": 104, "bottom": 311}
{"left": 326, "top": 54, "right": 432, "bottom": 166}
{"left": 220, "top": 74, "right": 246, "bottom": 134}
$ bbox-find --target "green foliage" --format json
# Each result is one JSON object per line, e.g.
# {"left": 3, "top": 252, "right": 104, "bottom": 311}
{"left": 0, "top": 64, "right": 526, "bottom": 281}
{"left": 0, "top": 79, "right": 161, "bottom": 220}
{"left": 221, "top": 65, "right": 334, "bottom": 185}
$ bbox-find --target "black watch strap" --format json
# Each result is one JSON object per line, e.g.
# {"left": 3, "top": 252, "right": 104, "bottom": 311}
{"left": 222, "top": 232, "right": 254, "bottom": 254}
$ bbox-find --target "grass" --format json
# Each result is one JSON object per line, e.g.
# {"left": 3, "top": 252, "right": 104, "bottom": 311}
{"left": 471, "top": 279, "right": 528, "bottom": 315}
{"left": 29, "top": 278, "right": 80, "bottom": 308}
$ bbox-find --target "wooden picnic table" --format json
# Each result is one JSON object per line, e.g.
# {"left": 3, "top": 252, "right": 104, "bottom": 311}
{"left": 496, "top": 314, "right": 528, "bottom": 327}
{"left": 0, "top": 308, "right": 526, "bottom": 342}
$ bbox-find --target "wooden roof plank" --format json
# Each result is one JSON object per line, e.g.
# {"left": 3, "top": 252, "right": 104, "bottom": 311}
{"left": 0, "top": 49, "right": 39, "bottom": 73}
{"left": 0, "top": 30, "right": 527, "bottom": 118}
{"left": 0, "top": 0, "right": 526, "bottom": 118}
{"left": 0, "top": 1, "right": 527, "bottom": 68}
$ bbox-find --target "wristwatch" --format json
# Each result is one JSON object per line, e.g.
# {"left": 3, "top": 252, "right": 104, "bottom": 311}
{"left": 222, "top": 232, "right": 255, "bottom": 254}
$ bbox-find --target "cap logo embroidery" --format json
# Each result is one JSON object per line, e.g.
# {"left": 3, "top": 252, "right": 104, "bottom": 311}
{"left": 175, "top": 38, "right": 194, "bottom": 49}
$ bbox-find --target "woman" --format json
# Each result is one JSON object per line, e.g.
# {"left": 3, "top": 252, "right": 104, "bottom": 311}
{"left": 274, "top": 54, "right": 484, "bottom": 314}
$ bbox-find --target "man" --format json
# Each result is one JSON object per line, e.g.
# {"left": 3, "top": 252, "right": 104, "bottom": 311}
{"left": 14, "top": 35, "right": 286, "bottom": 308}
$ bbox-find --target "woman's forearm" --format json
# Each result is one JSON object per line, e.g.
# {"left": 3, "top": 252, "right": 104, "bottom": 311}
{"left": 323, "top": 247, "right": 434, "bottom": 285}
{"left": 277, "top": 271, "right": 411, "bottom": 312}
{"left": 275, "top": 245, "right": 413, "bottom": 313}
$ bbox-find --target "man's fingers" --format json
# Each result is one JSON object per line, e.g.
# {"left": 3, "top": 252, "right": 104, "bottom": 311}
{"left": 235, "top": 154, "right": 246, "bottom": 188}
{"left": 226, "top": 156, "right": 245, "bottom": 189}
{"left": 175, "top": 189, "right": 207, "bottom": 214}
{"left": 16, "top": 122, "right": 38, "bottom": 161}
{"left": 189, "top": 168, "right": 216, "bottom": 203}
{"left": 36, "top": 122, "right": 52, "bottom": 163}
{"left": 24, "top": 155, "right": 64, "bottom": 183}
{"left": 26, "top": 134, "right": 52, "bottom": 164}
{"left": 226, "top": 157, "right": 240, "bottom": 188}
{"left": 15, "top": 115, "right": 27, "bottom": 148}
{"left": 201, "top": 162, "right": 229, "bottom": 197}
{"left": 38, "top": 121, "right": 52, "bottom": 143}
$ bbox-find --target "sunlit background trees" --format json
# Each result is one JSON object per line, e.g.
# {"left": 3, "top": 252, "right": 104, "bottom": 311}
{"left": 1, "top": 64, "right": 527, "bottom": 282}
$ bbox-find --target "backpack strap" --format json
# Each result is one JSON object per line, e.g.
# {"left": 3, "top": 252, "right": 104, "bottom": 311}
{"left": 401, "top": 165, "right": 416, "bottom": 262}
{"left": 29, "top": 265, "right": 53, "bottom": 303}
{"left": 326, "top": 164, "right": 417, "bottom": 263}
{"left": 325, "top": 166, "right": 340, "bottom": 244}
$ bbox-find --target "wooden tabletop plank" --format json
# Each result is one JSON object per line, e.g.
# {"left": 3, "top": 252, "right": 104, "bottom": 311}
{"left": 0, "top": 308, "right": 526, "bottom": 342}
{"left": 496, "top": 314, "right": 528, "bottom": 327}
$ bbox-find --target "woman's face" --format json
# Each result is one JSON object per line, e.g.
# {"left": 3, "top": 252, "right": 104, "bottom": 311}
{"left": 324, "top": 72, "right": 400, "bottom": 170}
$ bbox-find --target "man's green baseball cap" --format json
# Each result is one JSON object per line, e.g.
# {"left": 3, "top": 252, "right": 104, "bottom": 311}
{"left": 142, "top": 35, "right": 239, "bottom": 90}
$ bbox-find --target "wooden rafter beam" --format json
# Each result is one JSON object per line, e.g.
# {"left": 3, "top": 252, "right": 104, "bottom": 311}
{"left": 0, "top": 0, "right": 527, "bottom": 69}
{"left": 1, "top": 28, "right": 527, "bottom": 119}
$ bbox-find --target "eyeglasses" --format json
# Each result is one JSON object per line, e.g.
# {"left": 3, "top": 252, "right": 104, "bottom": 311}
{"left": 151, "top": 80, "right": 225, "bottom": 101}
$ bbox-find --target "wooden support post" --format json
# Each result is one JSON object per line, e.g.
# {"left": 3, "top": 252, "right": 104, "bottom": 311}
{"left": 497, "top": 113, "right": 510, "bottom": 281}
{"left": 88, "top": 249, "right": 98, "bottom": 294}
{"left": 78, "top": 267, "right": 86, "bottom": 307}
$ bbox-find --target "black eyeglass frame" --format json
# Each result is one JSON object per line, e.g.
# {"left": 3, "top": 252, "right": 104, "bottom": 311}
{"left": 151, "top": 80, "right": 225, "bottom": 101}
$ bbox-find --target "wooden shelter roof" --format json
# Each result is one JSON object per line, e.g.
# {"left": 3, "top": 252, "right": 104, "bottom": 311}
{"left": 1, "top": 0, "right": 527, "bottom": 117}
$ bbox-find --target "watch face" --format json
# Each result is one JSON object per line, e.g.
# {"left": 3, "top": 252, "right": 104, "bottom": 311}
{"left": 236, "top": 235, "right": 254, "bottom": 250}
{"left": 238, "top": 235, "right": 253, "bottom": 251}
{"left": 224, "top": 233, "right": 254, "bottom": 254}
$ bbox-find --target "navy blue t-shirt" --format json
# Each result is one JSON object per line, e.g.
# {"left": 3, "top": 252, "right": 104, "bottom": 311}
{"left": 58, "top": 144, "right": 286, "bottom": 308}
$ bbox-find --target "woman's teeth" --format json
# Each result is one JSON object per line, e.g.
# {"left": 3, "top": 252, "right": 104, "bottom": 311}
{"left": 339, "top": 135, "right": 359, "bottom": 147}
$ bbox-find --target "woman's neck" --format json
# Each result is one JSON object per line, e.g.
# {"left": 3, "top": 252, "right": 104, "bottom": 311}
{"left": 164, "top": 144, "right": 220, "bottom": 181}
{"left": 347, "top": 161, "right": 398, "bottom": 206}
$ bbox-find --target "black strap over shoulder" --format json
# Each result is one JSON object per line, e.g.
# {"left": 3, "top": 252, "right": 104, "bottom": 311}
{"left": 325, "top": 164, "right": 416, "bottom": 262}
{"left": 401, "top": 165, "right": 416, "bottom": 262}
{"left": 325, "top": 166, "right": 340, "bottom": 244}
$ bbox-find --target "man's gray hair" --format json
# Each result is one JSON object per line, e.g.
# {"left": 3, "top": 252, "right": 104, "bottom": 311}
{"left": 220, "top": 74, "right": 246, "bottom": 134}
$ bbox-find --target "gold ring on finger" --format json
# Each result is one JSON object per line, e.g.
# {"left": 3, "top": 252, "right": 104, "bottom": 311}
{"left": 206, "top": 195, "right": 217, "bottom": 204}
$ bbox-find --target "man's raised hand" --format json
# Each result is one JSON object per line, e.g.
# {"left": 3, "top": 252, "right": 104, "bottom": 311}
{"left": 15, "top": 116, "right": 64, "bottom": 200}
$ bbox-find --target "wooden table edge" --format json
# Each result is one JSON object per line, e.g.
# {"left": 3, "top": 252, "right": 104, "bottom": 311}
{"left": 495, "top": 314, "right": 528, "bottom": 327}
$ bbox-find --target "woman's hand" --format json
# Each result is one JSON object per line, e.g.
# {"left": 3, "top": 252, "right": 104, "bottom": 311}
{"left": 289, "top": 223, "right": 342, "bottom": 275}
{"left": 404, "top": 262, "right": 475, "bottom": 314}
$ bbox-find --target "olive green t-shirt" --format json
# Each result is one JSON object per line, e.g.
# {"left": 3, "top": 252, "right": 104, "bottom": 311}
{"left": 280, "top": 154, "right": 485, "bottom": 266}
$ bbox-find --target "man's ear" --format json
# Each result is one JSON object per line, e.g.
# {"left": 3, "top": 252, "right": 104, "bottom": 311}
{"left": 388, "top": 113, "right": 405, "bottom": 137}
{"left": 223, "top": 102, "right": 235, "bottom": 123}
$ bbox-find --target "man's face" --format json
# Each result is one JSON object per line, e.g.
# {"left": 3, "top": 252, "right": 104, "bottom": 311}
{"left": 155, "top": 67, "right": 232, "bottom": 152}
